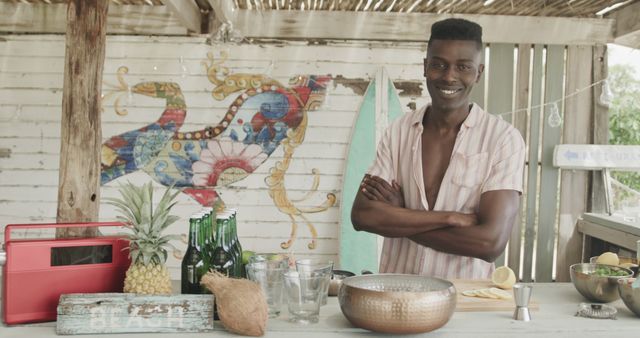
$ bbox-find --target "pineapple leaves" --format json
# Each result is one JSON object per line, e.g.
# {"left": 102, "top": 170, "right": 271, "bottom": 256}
{"left": 142, "top": 251, "right": 151, "bottom": 266}
{"left": 109, "top": 181, "right": 181, "bottom": 266}
{"left": 140, "top": 200, "right": 152, "bottom": 230}
{"left": 120, "top": 182, "right": 144, "bottom": 223}
{"left": 160, "top": 250, "right": 168, "bottom": 265}
{"left": 130, "top": 249, "right": 141, "bottom": 263}
{"left": 159, "top": 234, "right": 182, "bottom": 243}
{"left": 104, "top": 199, "right": 138, "bottom": 225}
{"left": 163, "top": 215, "right": 181, "bottom": 229}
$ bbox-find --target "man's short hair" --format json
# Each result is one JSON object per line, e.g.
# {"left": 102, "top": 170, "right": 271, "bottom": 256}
{"left": 428, "top": 18, "right": 483, "bottom": 49}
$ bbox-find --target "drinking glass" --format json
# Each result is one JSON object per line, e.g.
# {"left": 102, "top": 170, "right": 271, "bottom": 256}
{"left": 283, "top": 271, "right": 325, "bottom": 324}
{"left": 295, "top": 259, "right": 333, "bottom": 305}
{"left": 246, "top": 262, "right": 287, "bottom": 318}
{"left": 249, "top": 253, "right": 289, "bottom": 269}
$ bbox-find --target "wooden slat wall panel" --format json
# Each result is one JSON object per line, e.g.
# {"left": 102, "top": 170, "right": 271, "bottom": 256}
{"left": 555, "top": 45, "right": 593, "bottom": 282}
{"left": 508, "top": 44, "right": 532, "bottom": 279}
{"left": 0, "top": 35, "right": 429, "bottom": 279}
{"left": 522, "top": 44, "right": 545, "bottom": 283}
{"left": 469, "top": 45, "right": 486, "bottom": 107}
{"left": 486, "top": 44, "right": 515, "bottom": 118}
{"left": 485, "top": 43, "right": 515, "bottom": 267}
{"left": 535, "top": 45, "right": 565, "bottom": 282}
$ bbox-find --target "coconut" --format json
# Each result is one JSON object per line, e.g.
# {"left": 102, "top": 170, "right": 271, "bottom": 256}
{"left": 201, "top": 271, "right": 268, "bottom": 336}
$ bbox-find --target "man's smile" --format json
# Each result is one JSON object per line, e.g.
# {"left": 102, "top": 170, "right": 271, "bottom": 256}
{"left": 436, "top": 86, "right": 463, "bottom": 96}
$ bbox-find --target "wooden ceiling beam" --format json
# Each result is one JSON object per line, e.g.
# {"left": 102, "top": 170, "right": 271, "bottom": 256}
{"left": 0, "top": 2, "right": 188, "bottom": 35}
{"left": 233, "top": 10, "right": 614, "bottom": 45}
{"left": 607, "top": 1, "right": 640, "bottom": 49}
{"left": 160, "top": 0, "right": 202, "bottom": 33}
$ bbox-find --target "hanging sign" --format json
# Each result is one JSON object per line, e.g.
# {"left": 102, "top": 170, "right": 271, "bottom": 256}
{"left": 553, "top": 144, "right": 640, "bottom": 170}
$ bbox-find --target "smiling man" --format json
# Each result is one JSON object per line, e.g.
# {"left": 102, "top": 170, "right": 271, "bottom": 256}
{"left": 350, "top": 18, "right": 526, "bottom": 279}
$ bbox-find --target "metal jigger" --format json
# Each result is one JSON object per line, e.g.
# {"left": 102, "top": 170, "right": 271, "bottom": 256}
{"left": 513, "top": 284, "right": 532, "bottom": 321}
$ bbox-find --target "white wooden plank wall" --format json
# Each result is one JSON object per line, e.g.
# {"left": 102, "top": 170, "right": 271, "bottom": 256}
{"left": 0, "top": 35, "right": 429, "bottom": 279}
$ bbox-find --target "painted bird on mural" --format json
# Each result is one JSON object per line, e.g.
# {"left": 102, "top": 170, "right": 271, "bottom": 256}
{"left": 100, "top": 72, "right": 331, "bottom": 207}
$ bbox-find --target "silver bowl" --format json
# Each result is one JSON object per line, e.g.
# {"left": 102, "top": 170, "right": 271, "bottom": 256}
{"left": 570, "top": 263, "right": 633, "bottom": 303}
{"left": 338, "top": 274, "right": 456, "bottom": 334}
{"left": 618, "top": 278, "right": 640, "bottom": 317}
{"left": 328, "top": 270, "right": 355, "bottom": 296}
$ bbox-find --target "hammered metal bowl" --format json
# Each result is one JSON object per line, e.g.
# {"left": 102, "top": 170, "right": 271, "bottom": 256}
{"left": 570, "top": 263, "right": 633, "bottom": 303}
{"left": 338, "top": 274, "right": 456, "bottom": 334}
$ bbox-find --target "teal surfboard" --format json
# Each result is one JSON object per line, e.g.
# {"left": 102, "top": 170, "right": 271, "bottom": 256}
{"left": 339, "top": 68, "right": 405, "bottom": 273}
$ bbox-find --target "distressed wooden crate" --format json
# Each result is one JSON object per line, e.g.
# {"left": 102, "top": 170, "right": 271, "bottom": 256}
{"left": 56, "top": 293, "right": 214, "bottom": 335}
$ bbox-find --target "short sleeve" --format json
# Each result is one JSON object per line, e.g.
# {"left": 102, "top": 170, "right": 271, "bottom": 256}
{"left": 481, "top": 128, "right": 526, "bottom": 194}
{"left": 366, "top": 127, "right": 395, "bottom": 184}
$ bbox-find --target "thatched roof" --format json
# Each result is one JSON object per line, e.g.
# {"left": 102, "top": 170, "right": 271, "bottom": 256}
{"left": 1, "top": 0, "right": 639, "bottom": 47}
{"left": 2, "top": 0, "right": 636, "bottom": 18}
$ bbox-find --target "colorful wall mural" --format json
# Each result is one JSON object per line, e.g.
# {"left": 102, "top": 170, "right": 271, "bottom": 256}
{"left": 100, "top": 51, "right": 336, "bottom": 250}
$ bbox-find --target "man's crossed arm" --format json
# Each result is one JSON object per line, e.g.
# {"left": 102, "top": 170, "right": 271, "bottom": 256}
{"left": 351, "top": 174, "right": 519, "bottom": 262}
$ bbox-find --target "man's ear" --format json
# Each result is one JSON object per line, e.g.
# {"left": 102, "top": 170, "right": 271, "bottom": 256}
{"left": 476, "top": 64, "right": 485, "bottom": 83}
{"left": 423, "top": 57, "right": 428, "bottom": 77}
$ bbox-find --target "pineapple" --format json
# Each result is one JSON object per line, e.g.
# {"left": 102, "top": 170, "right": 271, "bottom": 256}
{"left": 106, "top": 181, "right": 181, "bottom": 295}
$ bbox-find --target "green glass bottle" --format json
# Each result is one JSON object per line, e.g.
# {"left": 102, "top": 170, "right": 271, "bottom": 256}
{"left": 228, "top": 209, "right": 243, "bottom": 277}
{"left": 198, "top": 211, "right": 212, "bottom": 270}
{"left": 204, "top": 207, "right": 216, "bottom": 253}
{"left": 195, "top": 212, "right": 212, "bottom": 294}
{"left": 181, "top": 215, "right": 203, "bottom": 294}
{"left": 211, "top": 213, "right": 235, "bottom": 277}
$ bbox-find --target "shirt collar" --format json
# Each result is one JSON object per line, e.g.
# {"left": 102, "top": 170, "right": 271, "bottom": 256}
{"left": 410, "top": 102, "right": 482, "bottom": 129}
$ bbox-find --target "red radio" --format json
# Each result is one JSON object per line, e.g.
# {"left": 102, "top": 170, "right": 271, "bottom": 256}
{"left": 2, "top": 222, "right": 131, "bottom": 324}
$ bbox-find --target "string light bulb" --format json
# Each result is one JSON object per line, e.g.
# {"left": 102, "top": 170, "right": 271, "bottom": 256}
{"left": 264, "top": 59, "right": 275, "bottom": 77}
{"left": 12, "top": 104, "right": 22, "bottom": 121}
{"left": 322, "top": 78, "right": 334, "bottom": 109}
{"left": 179, "top": 56, "right": 189, "bottom": 78}
{"left": 547, "top": 102, "right": 562, "bottom": 128}
{"left": 126, "top": 86, "right": 134, "bottom": 106}
{"left": 599, "top": 79, "right": 613, "bottom": 107}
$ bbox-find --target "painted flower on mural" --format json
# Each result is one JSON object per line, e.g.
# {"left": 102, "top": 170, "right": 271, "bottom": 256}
{"left": 192, "top": 137, "right": 268, "bottom": 187}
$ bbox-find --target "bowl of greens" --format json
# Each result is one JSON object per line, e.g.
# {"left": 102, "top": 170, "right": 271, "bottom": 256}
{"left": 570, "top": 263, "right": 633, "bottom": 303}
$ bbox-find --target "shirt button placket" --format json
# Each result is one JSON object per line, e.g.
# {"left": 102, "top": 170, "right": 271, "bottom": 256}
{"left": 412, "top": 132, "right": 428, "bottom": 210}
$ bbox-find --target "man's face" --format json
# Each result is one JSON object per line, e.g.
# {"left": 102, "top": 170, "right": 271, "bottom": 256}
{"left": 424, "top": 39, "right": 484, "bottom": 112}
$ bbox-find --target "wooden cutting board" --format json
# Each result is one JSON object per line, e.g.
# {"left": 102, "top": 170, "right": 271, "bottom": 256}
{"left": 453, "top": 279, "right": 539, "bottom": 312}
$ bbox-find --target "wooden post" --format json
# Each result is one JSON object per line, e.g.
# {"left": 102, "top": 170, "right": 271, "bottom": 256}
{"left": 535, "top": 45, "right": 565, "bottom": 282}
{"left": 486, "top": 43, "right": 515, "bottom": 268}
{"left": 508, "top": 43, "right": 531, "bottom": 279}
{"left": 522, "top": 44, "right": 545, "bottom": 282}
{"left": 589, "top": 44, "right": 609, "bottom": 213}
{"left": 555, "top": 45, "right": 593, "bottom": 282}
{"left": 56, "top": 0, "right": 109, "bottom": 237}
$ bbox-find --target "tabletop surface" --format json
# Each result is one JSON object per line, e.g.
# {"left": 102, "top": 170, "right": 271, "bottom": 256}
{"left": 1, "top": 283, "right": 639, "bottom": 338}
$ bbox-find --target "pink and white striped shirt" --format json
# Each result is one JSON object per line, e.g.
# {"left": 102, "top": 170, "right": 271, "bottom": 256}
{"left": 367, "top": 103, "right": 525, "bottom": 279}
